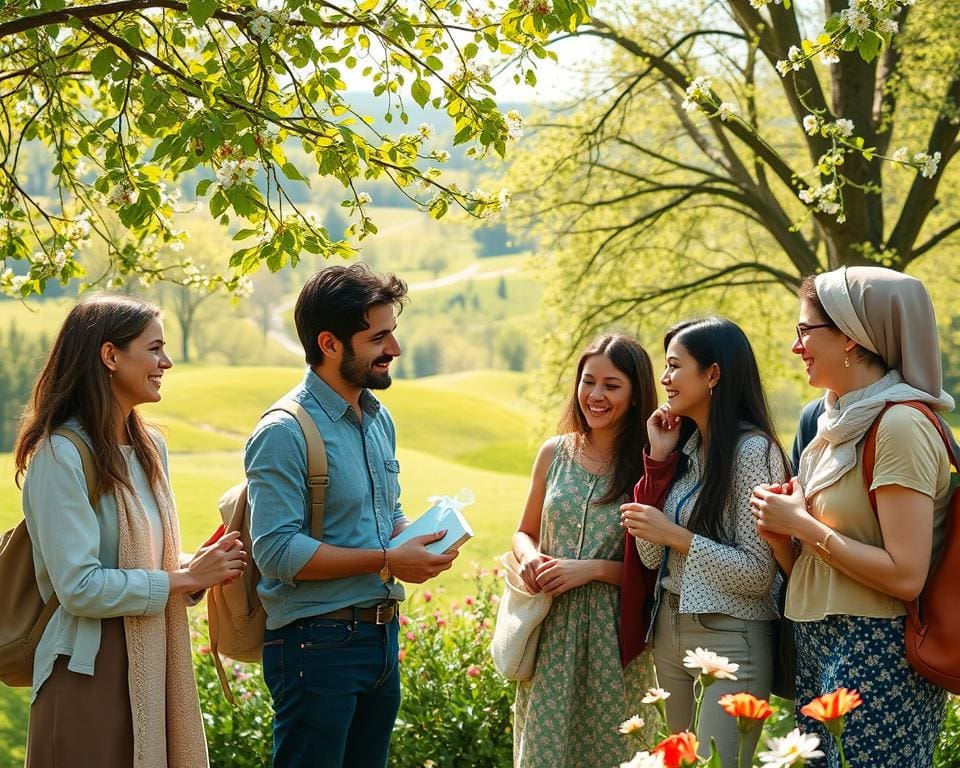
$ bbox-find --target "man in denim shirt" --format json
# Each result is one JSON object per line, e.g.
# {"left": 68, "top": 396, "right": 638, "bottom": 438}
{"left": 246, "top": 264, "right": 458, "bottom": 767}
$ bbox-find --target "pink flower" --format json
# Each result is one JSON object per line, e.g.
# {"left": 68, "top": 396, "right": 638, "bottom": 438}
{"left": 399, "top": 615, "right": 410, "bottom": 626}
{"left": 398, "top": 649, "right": 407, "bottom": 662}
{"left": 406, "top": 631, "right": 416, "bottom": 642}
{"left": 467, "top": 665, "right": 480, "bottom": 677}
{"left": 423, "top": 591, "right": 433, "bottom": 602}
{"left": 465, "top": 596, "right": 475, "bottom": 606}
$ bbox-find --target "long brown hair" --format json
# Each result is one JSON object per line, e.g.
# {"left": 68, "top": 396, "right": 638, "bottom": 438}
{"left": 559, "top": 333, "right": 657, "bottom": 504}
{"left": 15, "top": 294, "right": 164, "bottom": 500}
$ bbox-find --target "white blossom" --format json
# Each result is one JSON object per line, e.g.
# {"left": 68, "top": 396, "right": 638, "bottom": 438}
{"left": 718, "top": 102, "right": 736, "bottom": 122}
{"left": 497, "top": 187, "right": 512, "bottom": 209}
{"left": 249, "top": 14, "right": 273, "bottom": 41}
{"left": 892, "top": 146, "right": 910, "bottom": 163}
{"left": 505, "top": 109, "right": 524, "bottom": 141}
{"left": 914, "top": 150, "right": 942, "bottom": 178}
{"left": 682, "top": 648, "right": 739, "bottom": 680}
{"left": 840, "top": 6, "right": 871, "bottom": 34}
{"left": 803, "top": 115, "right": 820, "bottom": 136}
{"left": 107, "top": 181, "right": 138, "bottom": 206}
{"left": 621, "top": 752, "right": 666, "bottom": 768}
{"left": 432, "top": 149, "right": 450, "bottom": 163}
{"left": 215, "top": 157, "right": 255, "bottom": 189}
{"left": 685, "top": 77, "right": 712, "bottom": 101}
{"left": 833, "top": 118, "right": 855, "bottom": 137}
{"left": 819, "top": 48, "right": 841, "bottom": 65}
{"left": 758, "top": 728, "right": 824, "bottom": 767}
{"left": 879, "top": 18, "right": 899, "bottom": 34}
{"left": 418, "top": 122, "right": 434, "bottom": 139}
{"left": 357, "top": 192, "right": 372, "bottom": 205}
{"left": 618, "top": 715, "right": 645, "bottom": 734}
{"left": 641, "top": 687, "right": 671, "bottom": 704}
{"left": 11, "top": 274, "right": 28, "bottom": 291}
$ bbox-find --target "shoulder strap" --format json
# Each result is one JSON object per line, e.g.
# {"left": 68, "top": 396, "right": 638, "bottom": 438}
{"left": 863, "top": 401, "right": 957, "bottom": 511}
{"left": 40, "top": 428, "right": 99, "bottom": 619}
{"left": 264, "top": 398, "right": 328, "bottom": 539}
{"left": 51, "top": 427, "right": 98, "bottom": 503}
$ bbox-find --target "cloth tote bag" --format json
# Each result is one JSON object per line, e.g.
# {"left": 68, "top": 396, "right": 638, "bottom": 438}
{"left": 490, "top": 551, "right": 552, "bottom": 680}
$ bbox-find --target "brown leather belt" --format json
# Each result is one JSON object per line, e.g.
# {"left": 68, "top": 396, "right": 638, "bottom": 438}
{"left": 315, "top": 601, "right": 398, "bottom": 625}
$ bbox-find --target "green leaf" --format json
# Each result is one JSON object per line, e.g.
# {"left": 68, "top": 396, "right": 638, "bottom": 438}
{"left": 411, "top": 79, "right": 430, "bottom": 108}
{"left": 858, "top": 30, "right": 883, "bottom": 62}
{"left": 195, "top": 178, "right": 214, "bottom": 196}
{"left": 209, "top": 190, "right": 229, "bottom": 218}
{"left": 281, "top": 162, "right": 310, "bottom": 184}
{"left": 188, "top": 0, "right": 218, "bottom": 27}
{"left": 90, "top": 48, "right": 117, "bottom": 80}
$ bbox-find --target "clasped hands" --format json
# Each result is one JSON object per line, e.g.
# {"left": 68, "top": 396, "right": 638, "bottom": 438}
{"left": 518, "top": 553, "right": 594, "bottom": 597}
{"left": 749, "top": 477, "right": 811, "bottom": 543}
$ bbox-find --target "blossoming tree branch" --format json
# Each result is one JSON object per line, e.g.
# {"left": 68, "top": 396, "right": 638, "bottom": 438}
{"left": 508, "top": 0, "right": 959, "bottom": 339}
{"left": 0, "top": 0, "right": 582, "bottom": 296}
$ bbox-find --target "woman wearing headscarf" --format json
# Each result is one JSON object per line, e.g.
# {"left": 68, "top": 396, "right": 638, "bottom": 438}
{"left": 751, "top": 266, "right": 953, "bottom": 768}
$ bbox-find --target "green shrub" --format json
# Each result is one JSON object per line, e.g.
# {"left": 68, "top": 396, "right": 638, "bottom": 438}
{"left": 392, "top": 572, "right": 513, "bottom": 768}
{"left": 935, "top": 696, "right": 960, "bottom": 768}
{"left": 191, "top": 615, "right": 273, "bottom": 768}
{"left": 189, "top": 567, "right": 514, "bottom": 768}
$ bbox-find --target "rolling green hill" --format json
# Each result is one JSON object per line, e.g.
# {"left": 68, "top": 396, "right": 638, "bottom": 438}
{"left": 0, "top": 368, "right": 540, "bottom": 589}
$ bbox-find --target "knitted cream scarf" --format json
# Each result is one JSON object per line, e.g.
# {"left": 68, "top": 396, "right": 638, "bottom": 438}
{"left": 116, "top": 466, "right": 208, "bottom": 768}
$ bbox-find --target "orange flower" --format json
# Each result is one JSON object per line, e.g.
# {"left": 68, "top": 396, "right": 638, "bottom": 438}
{"left": 800, "top": 687, "right": 863, "bottom": 724}
{"left": 652, "top": 731, "right": 699, "bottom": 768}
{"left": 718, "top": 692, "right": 773, "bottom": 721}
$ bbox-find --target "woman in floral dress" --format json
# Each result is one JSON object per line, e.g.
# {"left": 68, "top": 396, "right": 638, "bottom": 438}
{"left": 512, "top": 333, "right": 659, "bottom": 767}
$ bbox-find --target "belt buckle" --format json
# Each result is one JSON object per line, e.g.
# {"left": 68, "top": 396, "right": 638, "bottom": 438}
{"left": 375, "top": 602, "right": 392, "bottom": 625}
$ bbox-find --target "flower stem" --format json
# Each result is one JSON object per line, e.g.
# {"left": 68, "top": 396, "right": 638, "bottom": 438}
{"left": 692, "top": 676, "right": 705, "bottom": 733}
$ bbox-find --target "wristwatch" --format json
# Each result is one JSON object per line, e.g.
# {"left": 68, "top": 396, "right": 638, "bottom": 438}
{"left": 813, "top": 530, "right": 836, "bottom": 563}
{"left": 378, "top": 547, "right": 392, "bottom": 582}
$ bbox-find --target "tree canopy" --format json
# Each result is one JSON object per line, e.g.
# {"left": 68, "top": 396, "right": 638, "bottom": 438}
{"left": 0, "top": 0, "right": 588, "bottom": 296}
{"left": 507, "top": 0, "right": 959, "bottom": 349}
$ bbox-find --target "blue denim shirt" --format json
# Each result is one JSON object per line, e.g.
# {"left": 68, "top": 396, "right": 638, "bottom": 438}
{"left": 245, "top": 368, "right": 406, "bottom": 629}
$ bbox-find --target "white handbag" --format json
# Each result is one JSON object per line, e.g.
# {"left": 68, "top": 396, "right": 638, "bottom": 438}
{"left": 490, "top": 551, "right": 552, "bottom": 681}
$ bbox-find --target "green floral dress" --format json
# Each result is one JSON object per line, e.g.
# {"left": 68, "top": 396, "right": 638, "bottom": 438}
{"left": 514, "top": 435, "right": 657, "bottom": 767}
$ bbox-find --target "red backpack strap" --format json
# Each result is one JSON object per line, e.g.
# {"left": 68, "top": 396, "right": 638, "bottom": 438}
{"left": 862, "top": 401, "right": 955, "bottom": 511}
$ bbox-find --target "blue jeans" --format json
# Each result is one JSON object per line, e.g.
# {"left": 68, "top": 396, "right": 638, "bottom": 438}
{"left": 263, "top": 616, "right": 401, "bottom": 768}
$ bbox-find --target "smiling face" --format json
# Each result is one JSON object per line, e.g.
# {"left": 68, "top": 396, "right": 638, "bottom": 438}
{"left": 792, "top": 298, "right": 847, "bottom": 390}
{"left": 577, "top": 353, "right": 633, "bottom": 434}
{"left": 107, "top": 317, "right": 172, "bottom": 414}
{"left": 339, "top": 302, "right": 401, "bottom": 391}
{"left": 660, "top": 336, "right": 714, "bottom": 424}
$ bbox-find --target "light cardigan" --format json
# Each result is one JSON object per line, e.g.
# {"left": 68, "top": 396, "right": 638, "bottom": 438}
{"left": 636, "top": 431, "right": 784, "bottom": 620}
{"left": 22, "top": 421, "right": 170, "bottom": 700}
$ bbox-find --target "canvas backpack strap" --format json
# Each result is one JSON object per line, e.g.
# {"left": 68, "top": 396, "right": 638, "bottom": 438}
{"left": 33, "top": 428, "right": 99, "bottom": 628}
{"left": 51, "top": 427, "right": 98, "bottom": 503}
{"left": 268, "top": 398, "right": 328, "bottom": 540}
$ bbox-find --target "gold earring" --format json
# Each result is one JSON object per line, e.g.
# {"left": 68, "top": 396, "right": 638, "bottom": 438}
{"left": 844, "top": 354, "right": 850, "bottom": 368}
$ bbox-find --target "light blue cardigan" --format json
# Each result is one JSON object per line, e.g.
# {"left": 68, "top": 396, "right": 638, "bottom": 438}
{"left": 22, "top": 421, "right": 171, "bottom": 701}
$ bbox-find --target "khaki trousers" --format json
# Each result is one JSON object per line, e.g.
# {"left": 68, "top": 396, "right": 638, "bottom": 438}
{"left": 653, "top": 592, "right": 773, "bottom": 765}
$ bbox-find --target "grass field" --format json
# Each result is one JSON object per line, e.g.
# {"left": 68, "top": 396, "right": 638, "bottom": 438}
{"left": 0, "top": 368, "right": 540, "bottom": 593}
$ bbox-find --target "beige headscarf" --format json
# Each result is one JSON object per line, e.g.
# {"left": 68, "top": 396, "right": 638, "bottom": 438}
{"left": 798, "top": 266, "right": 954, "bottom": 498}
{"left": 117, "top": 439, "right": 209, "bottom": 768}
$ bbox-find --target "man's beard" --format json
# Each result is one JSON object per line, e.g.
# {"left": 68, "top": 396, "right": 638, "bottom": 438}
{"left": 340, "top": 344, "right": 394, "bottom": 390}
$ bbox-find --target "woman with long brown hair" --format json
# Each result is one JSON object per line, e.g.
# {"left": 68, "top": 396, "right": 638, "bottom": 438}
{"left": 511, "top": 332, "right": 659, "bottom": 766}
{"left": 16, "top": 293, "right": 245, "bottom": 768}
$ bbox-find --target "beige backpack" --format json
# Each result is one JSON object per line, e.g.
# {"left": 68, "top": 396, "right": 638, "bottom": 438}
{"left": 208, "top": 398, "right": 327, "bottom": 702}
{"left": 0, "top": 428, "right": 96, "bottom": 687}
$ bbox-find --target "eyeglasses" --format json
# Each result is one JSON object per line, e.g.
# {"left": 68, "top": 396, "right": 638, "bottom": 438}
{"left": 795, "top": 322, "right": 834, "bottom": 346}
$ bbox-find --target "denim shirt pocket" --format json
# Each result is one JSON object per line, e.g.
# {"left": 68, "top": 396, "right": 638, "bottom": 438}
{"left": 384, "top": 459, "right": 401, "bottom": 515}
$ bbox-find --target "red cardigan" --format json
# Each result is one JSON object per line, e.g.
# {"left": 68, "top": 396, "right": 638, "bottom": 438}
{"left": 620, "top": 450, "right": 679, "bottom": 666}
